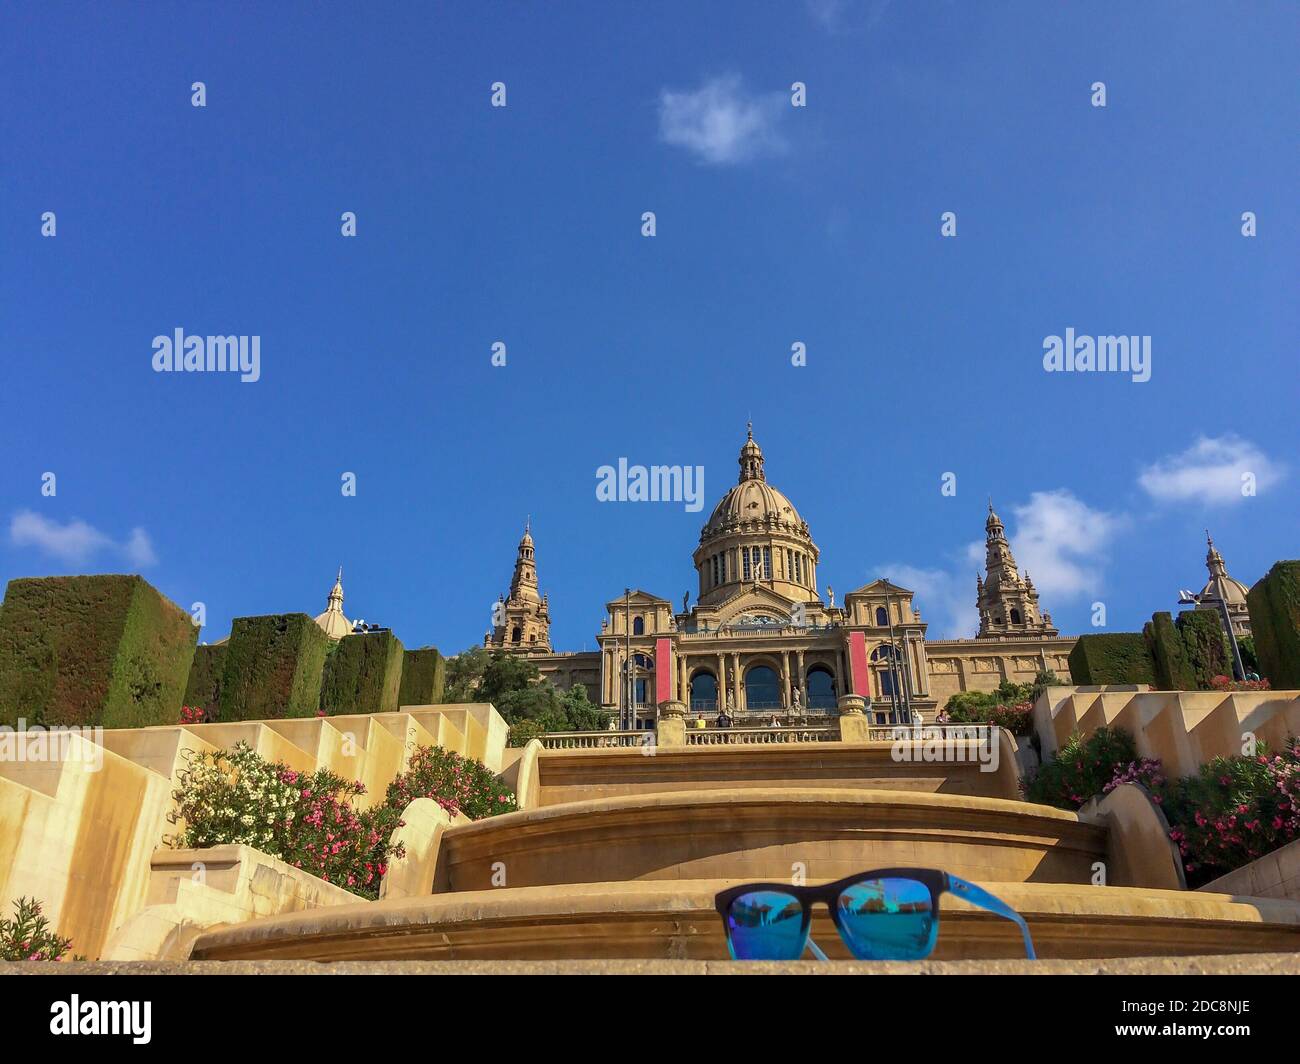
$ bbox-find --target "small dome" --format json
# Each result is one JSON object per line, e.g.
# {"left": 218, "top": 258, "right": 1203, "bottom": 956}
{"left": 1200, "top": 534, "right": 1249, "bottom": 606}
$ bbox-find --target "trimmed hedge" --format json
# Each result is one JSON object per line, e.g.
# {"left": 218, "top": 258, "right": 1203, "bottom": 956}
{"left": 218, "top": 613, "right": 330, "bottom": 721}
{"left": 0, "top": 575, "right": 197, "bottom": 729}
{"left": 1144, "top": 611, "right": 1195, "bottom": 691}
{"left": 182, "top": 644, "right": 227, "bottom": 717}
{"left": 1248, "top": 561, "right": 1300, "bottom": 689}
{"left": 320, "top": 631, "right": 405, "bottom": 715}
{"left": 398, "top": 646, "right": 446, "bottom": 707}
{"left": 1067, "top": 633, "right": 1155, "bottom": 686}
{"left": 1175, "top": 609, "right": 1231, "bottom": 688}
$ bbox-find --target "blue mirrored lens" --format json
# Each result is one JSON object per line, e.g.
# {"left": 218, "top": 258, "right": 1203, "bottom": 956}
{"left": 725, "top": 890, "right": 807, "bottom": 960}
{"left": 836, "top": 878, "right": 934, "bottom": 960}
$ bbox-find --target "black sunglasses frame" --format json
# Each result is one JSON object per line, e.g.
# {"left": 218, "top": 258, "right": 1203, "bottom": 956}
{"left": 714, "top": 868, "right": 952, "bottom": 961}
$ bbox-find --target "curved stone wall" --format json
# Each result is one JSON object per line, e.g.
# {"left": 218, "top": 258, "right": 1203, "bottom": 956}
{"left": 434, "top": 788, "right": 1106, "bottom": 890}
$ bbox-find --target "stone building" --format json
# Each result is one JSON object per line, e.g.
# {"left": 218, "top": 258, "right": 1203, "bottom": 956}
{"left": 1195, "top": 532, "right": 1252, "bottom": 638}
{"left": 493, "top": 428, "right": 1075, "bottom": 725}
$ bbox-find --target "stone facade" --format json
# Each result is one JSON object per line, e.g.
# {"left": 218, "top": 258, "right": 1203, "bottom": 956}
{"left": 494, "top": 428, "right": 1079, "bottom": 724}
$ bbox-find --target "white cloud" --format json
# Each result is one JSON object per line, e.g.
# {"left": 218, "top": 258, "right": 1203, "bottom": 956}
{"left": 807, "top": 0, "right": 892, "bottom": 32}
{"left": 1138, "top": 435, "right": 1284, "bottom": 506}
{"left": 9, "top": 511, "right": 158, "bottom": 569}
{"left": 874, "top": 563, "right": 979, "bottom": 640}
{"left": 874, "top": 491, "right": 1122, "bottom": 636}
{"left": 658, "top": 75, "right": 788, "bottom": 165}
{"left": 1002, "top": 491, "right": 1125, "bottom": 600}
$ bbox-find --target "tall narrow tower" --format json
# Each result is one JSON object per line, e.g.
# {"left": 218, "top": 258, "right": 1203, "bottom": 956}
{"left": 485, "top": 521, "right": 553, "bottom": 652}
{"left": 976, "top": 503, "right": 1057, "bottom": 638}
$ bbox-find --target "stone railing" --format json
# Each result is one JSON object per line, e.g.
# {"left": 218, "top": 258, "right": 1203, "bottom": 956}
{"left": 539, "top": 731, "right": 653, "bottom": 750}
{"left": 685, "top": 726, "right": 837, "bottom": 746}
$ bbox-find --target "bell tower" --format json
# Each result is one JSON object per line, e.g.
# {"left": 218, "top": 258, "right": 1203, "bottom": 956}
{"left": 976, "top": 503, "right": 1057, "bottom": 638}
{"left": 485, "top": 520, "right": 553, "bottom": 652}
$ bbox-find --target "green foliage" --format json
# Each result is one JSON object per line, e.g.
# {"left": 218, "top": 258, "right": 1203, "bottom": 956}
{"left": 1161, "top": 740, "right": 1300, "bottom": 887}
{"left": 444, "top": 647, "right": 608, "bottom": 733}
{"left": 183, "top": 644, "right": 226, "bottom": 716}
{"left": 1237, "top": 635, "right": 1260, "bottom": 674}
{"left": 1174, "top": 610, "right": 1232, "bottom": 689}
{"left": 218, "top": 613, "right": 330, "bottom": 721}
{"left": 384, "top": 744, "right": 517, "bottom": 820}
{"left": 1023, "top": 727, "right": 1140, "bottom": 809}
{"left": 941, "top": 679, "right": 1037, "bottom": 735}
{"left": 0, "top": 575, "right": 197, "bottom": 729}
{"left": 398, "top": 646, "right": 446, "bottom": 706}
{"left": 1144, "top": 611, "right": 1196, "bottom": 691}
{"left": 1067, "top": 633, "right": 1155, "bottom": 686}
{"left": 1247, "top": 561, "right": 1300, "bottom": 689}
{"left": 0, "top": 897, "right": 75, "bottom": 961}
{"left": 319, "top": 631, "right": 405, "bottom": 715}
{"left": 507, "top": 719, "right": 546, "bottom": 747}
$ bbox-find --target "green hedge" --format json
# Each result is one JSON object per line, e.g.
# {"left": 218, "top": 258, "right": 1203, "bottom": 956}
{"left": 0, "top": 575, "right": 197, "bottom": 729}
{"left": 182, "top": 644, "right": 227, "bottom": 716}
{"left": 1248, "top": 561, "right": 1300, "bottom": 689}
{"left": 217, "top": 614, "right": 330, "bottom": 721}
{"left": 320, "top": 631, "right": 405, "bottom": 715}
{"left": 1175, "top": 609, "right": 1231, "bottom": 688}
{"left": 1144, "top": 611, "right": 1195, "bottom": 691}
{"left": 398, "top": 646, "right": 445, "bottom": 707}
{"left": 1067, "top": 632, "right": 1155, "bottom": 686}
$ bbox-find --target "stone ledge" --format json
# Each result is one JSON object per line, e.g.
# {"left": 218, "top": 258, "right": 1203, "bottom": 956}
{"left": 5, "top": 953, "right": 1300, "bottom": 975}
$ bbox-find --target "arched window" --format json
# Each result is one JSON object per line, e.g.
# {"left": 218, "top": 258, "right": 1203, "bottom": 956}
{"left": 742, "top": 550, "right": 752, "bottom": 581}
{"left": 632, "top": 616, "right": 645, "bottom": 635}
{"left": 1010, "top": 608, "right": 1022, "bottom": 625}
{"left": 690, "top": 669, "right": 717, "bottom": 710}
{"left": 631, "top": 653, "right": 654, "bottom": 705}
{"left": 744, "top": 665, "right": 781, "bottom": 710}
{"left": 806, "top": 666, "right": 836, "bottom": 709}
{"left": 511, "top": 625, "right": 521, "bottom": 644}
{"left": 762, "top": 547, "right": 772, "bottom": 579}
{"left": 875, "top": 606, "right": 889, "bottom": 626}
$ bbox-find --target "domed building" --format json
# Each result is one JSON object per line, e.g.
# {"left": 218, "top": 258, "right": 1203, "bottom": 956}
{"left": 486, "top": 427, "right": 1079, "bottom": 728}
{"left": 313, "top": 567, "right": 353, "bottom": 640}
{"left": 1195, "top": 532, "right": 1252, "bottom": 638}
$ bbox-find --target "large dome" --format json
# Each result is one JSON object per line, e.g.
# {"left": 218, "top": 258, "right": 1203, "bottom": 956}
{"left": 699, "top": 426, "right": 811, "bottom": 545}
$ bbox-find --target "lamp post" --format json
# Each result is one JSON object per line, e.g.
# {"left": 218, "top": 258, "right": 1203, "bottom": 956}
{"left": 1177, "top": 590, "right": 1245, "bottom": 682}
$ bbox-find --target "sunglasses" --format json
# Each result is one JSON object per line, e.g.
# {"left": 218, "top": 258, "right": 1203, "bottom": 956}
{"left": 715, "top": 868, "right": 1036, "bottom": 961}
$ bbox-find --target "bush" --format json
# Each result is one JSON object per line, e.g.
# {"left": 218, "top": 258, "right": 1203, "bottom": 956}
{"left": 398, "top": 647, "right": 446, "bottom": 706}
{"left": 385, "top": 744, "right": 516, "bottom": 820}
{"left": 218, "top": 614, "right": 330, "bottom": 721}
{"left": 1175, "top": 610, "right": 1232, "bottom": 689}
{"left": 319, "top": 631, "right": 404, "bottom": 716}
{"left": 0, "top": 897, "right": 75, "bottom": 961}
{"left": 507, "top": 719, "right": 546, "bottom": 747}
{"left": 1144, "top": 612, "right": 1195, "bottom": 691}
{"left": 183, "top": 644, "right": 226, "bottom": 717}
{"left": 169, "top": 742, "right": 403, "bottom": 899}
{"left": 1067, "top": 633, "right": 1155, "bottom": 686}
{"left": 0, "top": 575, "right": 197, "bottom": 729}
{"left": 940, "top": 680, "right": 1036, "bottom": 735}
{"left": 1023, "top": 727, "right": 1140, "bottom": 809}
{"left": 1162, "top": 741, "right": 1300, "bottom": 886}
{"left": 1247, "top": 561, "right": 1300, "bottom": 689}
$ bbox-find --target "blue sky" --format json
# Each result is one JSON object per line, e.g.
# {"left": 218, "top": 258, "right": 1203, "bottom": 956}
{"left": 1, "top": 1, "right": 1295, "bottom": 651}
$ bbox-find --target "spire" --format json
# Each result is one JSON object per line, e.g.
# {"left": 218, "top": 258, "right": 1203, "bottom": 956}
{"left": 738, "top": 423, "right": 765, "bottom": 483}
{"left": 328, "top": 566, "right": 344, "bottom": 609}
{"left": 1206, "top": 530, "right": 1228, "bottom": 578}
{"left": 313, "top": 565, "right": 352, "bottom": 640}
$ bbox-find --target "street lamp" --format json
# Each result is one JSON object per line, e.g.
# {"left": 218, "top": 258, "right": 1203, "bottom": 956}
{"left": 1176, "top": 589, "right": 1245, "bottom": 682}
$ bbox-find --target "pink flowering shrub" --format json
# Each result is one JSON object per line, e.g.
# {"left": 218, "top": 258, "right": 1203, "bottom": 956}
{"left": 0, "top": 897, "right": 75, "bottom": 961}
{"left": 179, "top": 705, "right": 207, "bottom": 724}
{"left": 1209, "top": 674, "right": 1271, "bottom": 693}
{"left": 1162, "top": 740, "right": 1300, "bottom": 887}
{"left": 385, "top": 745, "right": 517, "bottom": 821}
{"left": 170, "top": 742, "right": 515, "bottom": 899}
{"left": 169, "top": 742, "right": 403, "bottom": 900}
